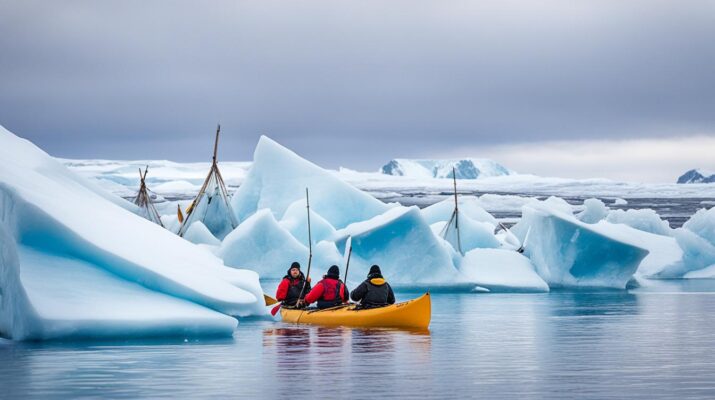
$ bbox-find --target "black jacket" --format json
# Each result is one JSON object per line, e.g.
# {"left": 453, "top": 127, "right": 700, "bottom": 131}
{"left": 350, "top": 277, "right": 395, "bottom": 307}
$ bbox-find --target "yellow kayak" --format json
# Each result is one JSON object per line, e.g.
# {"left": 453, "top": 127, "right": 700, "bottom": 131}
{"left": 280, "top": 292, "right": 431, "bottom": 329}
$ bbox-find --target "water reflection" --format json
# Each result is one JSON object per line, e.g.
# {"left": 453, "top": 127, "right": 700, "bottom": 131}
{"left": 4, "top": 286, "right": 715, "bottom": 399}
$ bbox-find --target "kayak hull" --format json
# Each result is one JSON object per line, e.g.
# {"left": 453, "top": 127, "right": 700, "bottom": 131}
{"left": 280, "top": 293, "right": 431, "bottom": 329}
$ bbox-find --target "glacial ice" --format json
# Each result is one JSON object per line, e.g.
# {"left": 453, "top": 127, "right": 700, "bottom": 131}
{"left": 219, "top": 209, "right": 341, "bottom": 277}
{"left": 231, "top": 136, "right": 391, "bottom": 229}
{"left": 332, "top": 207, "right": 467, "bottom": 287}
{"left": 182, "top": 221, "right": 221, "bottom": 246}
{"left": 577, "top": 198, "right": 610, "bottom": 224}
{"left": 0, "top": 126, "right": 265, "bottom": 340}
{"left": 606, "top": 209, "right": 672, "bottom": 236}
{"left": 458, "top": 249, "right": 549, "bottom": 292}
{"left": 380, "top": 158, "right": 512, "bottom": 179}
{"left": 684, "top": 207, "right": 715, "bottom": 247}
{"left": 511, "top": 201, "right": 649, "bottom": 288}
{"left": 421, "top": 196, "right": 497, "bottom": 226}
{"left": 279, "top": 199, "right": 337, "bottom": 245}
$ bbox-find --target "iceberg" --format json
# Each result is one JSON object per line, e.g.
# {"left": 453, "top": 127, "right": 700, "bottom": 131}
{"left": 279, "top": 199, "right": 337, "bottom": 245}
{"left": 332, "top": 206, "right": 466, "bottom": 287}
{"left": 0, "top": 126, "right": 264, "bottom": 340}
{"left": 231, "top": 136, "right": 391, "bottom": 230}
{"left": 182, "top": 221, "right": 221, "bottom": 246}
{"left": 511, "top": 201, "right": 649, "bottom": 288}
{"left": 458, "top": 249, "right": 549, "bottom": 292}
{"left": 576, "top": 198, "right": 610, "bottom": 224}
{"left": 421, "top": 196, "right": 497, "bottom": 226}
{"left": 219, "top": 209, "right": 341, "bottom": 277}
{"left": 380, "top": 158, "right": 512, "bottom": 179}
{"left": 684, "top": 207, "right": 715, "bottom": 247}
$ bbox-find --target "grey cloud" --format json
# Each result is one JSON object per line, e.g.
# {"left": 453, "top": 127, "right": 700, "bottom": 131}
{"left": 0, "top": 0, "right": 714, "bottom": 169}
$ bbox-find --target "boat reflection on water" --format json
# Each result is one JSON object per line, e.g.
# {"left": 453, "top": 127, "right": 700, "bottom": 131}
{"left": 263, "top": 325, "right": 432, "bottom": 365}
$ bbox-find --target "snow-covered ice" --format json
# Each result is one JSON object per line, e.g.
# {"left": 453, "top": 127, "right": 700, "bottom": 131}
{"left": 0, "top": 126, "right": 265, "bottom": 341}
{"left": 231, "top": 136, "right": 391, "bottom": 229}
{"left": 458, "top": 249, "right": 549, "bottom": 292}
{"left": 380, "top": 158, "right": 512, "bottom": 179}
{"left": 512, "top": 200, "right": 649, "bottom": 288}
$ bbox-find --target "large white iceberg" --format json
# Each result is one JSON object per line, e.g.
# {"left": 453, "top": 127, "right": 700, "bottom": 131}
{"left": 511, "top": 201, "right": 649, "bottom": 288}
{"left": 0, "top": 126, "right": 264, "bottom": 340}
{"left": 332, "top": 206, "right": 467, "bottom": 288}
{"left": 231, "top": 136, "right": 391, "bottom": 229}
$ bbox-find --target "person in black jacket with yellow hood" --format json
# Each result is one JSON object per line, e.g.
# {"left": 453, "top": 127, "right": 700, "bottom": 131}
{"left": 350, "top": 265, "right": 395, "bottom": 308}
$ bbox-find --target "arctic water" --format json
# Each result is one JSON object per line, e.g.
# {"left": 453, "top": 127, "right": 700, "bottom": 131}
{"left": 3, "top": 280, "right": 715, "bottom": 399}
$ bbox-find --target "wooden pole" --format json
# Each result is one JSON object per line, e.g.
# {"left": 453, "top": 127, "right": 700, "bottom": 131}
{"left": 453, "top": 167, "right": 462, "bottom": 254}
{"left": 212, "top": 124, "right": 220, "bottom": 165}
{"left": 298, "top": 188, "right": 313, "bottom": 301}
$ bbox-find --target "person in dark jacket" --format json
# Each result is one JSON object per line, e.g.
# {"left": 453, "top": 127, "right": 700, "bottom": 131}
{"left": 303, "top": 265, "right": 349, "bottom": 309}
{"left": 350, "top": 265, "right": 395, "bottom": 308}
{"left": 276, "top": 262, "right": 311, "bottom": 308}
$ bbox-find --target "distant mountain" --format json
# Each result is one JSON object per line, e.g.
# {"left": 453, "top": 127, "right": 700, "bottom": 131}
{"left": 678, "top": 169, "right": 715, "bottom": 184}
{"left": 380, "top": 158, "right": 512, "bottom": 179}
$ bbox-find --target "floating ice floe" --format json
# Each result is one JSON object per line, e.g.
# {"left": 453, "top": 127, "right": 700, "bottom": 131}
{"left": 458, "top": 249, "right": 549, "bottom": 292}
{"left": 231, "top": 136, "right": 391, "bottom": 229}
{"left": 219, "top": 209, "right": 341, "bottom": 277}
{"left": 0, "top": 126, "right": 264, "bottom": 341}
{"left": 332, "top": 206, "right": 468, "bottom": 288}
{"left": 511, "top": 199, "right": 649, "bottom": 288}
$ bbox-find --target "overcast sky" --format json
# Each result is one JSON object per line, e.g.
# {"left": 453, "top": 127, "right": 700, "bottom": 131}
{"left": 1, "top": 0, "right": 714, "bottom": 182}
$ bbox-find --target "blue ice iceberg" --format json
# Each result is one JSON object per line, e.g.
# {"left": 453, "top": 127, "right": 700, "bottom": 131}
{"left": 231, "top": 136, "right": 391, "bottom": 229}
{"left": 0, "top": 126, "right": 265, "bottom": 341}
{"left": 219, "top": 209, "right": 340, "bottom": 278}
{"left": 512, "top": 201, "right": 649, "bottom": 288}
{"left": 332, "top": 207, "right": 467, "bottom": 287}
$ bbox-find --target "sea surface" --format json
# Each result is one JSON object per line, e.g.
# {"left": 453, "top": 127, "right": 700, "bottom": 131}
{"left": 3, "top": 280, "right": 715, "bottom": 399}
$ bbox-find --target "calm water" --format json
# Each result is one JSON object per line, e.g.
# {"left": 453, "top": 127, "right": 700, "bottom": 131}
{"left": 3, "top": 281, "right": 715, "bottom": 399}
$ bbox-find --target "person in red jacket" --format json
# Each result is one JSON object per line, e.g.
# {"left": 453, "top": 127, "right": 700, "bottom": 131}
{"left": 275, "top": 262, "right": 311, "bottom": 308}
{"left": 302, "top": 265, "right": 348, "bottom": 309}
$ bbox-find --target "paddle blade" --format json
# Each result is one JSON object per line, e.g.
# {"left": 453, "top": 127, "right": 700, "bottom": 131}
{"left": 264, "top": 294, "right": 278, "bottom": 306}
{"left": 270, "top": 304, "right": 282, "bottom": 316}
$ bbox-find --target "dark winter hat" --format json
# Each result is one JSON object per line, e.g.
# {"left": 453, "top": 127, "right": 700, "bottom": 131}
{"left": 290, "top": 261, "right": 301, "bottom": 270}
{"left": 326, "top": 265, "right": 340, "bottom": 279}
{"left": 368, "top": 265, "right": 382, "bottom": 278}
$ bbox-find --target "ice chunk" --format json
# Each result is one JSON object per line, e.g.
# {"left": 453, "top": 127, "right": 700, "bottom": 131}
{"left": 684, "top": 264, "right": 715, "bottom": 279}
{"left": 511, "top": 201, "right": 649, "bottom": 288}
{"left": 577, "top": 198, "right": 609, "bottom": 224}
{"left": 333, "top": 207, "right": 465, "bottom": 287}
{"left": 613, "top": 198, "right": 628, "bottom": 206}
{"left": 606, "top": 209, "right": 672, "bottom": 236}
{"left": 0, "top": 126, "right": 265, "bottom": 340}
{"left": 684, "top": 207, "right": 715, "bottom": 247}
{"left": 218, "top": 209, "right": 342, "bottom": 277}
{"left": 436, "top": 211, "right": 501, "bottom": 254}
{"left": 421, "top": 196, "right": 497, "bottom": 226}
{"left": 231, "top": 136, "right": 390, "bottom": 229}
{"left": 652, "top": 228, "right": 715, "bottom": 278}
{"left": 183, "top": 221, "right": 221, "bottom": 246}
{"left": 279, "top": 199, "right": 336, "bottom": 244}
{"left": 458, "top": 249, "right": 549, "bottom": 292}
{"left": 219, "top": 209, "right": 308, "bottom": 276}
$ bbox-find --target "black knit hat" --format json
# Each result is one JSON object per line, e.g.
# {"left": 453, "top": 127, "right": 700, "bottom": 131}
{"left": 290, "top": 261, "right": 301, "bottom": 270}
{"left": 368, "top": 264, "right": 382, "bottom": 278}
{"left": 326, "top": 265, "right": 340, "bottom": 279}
